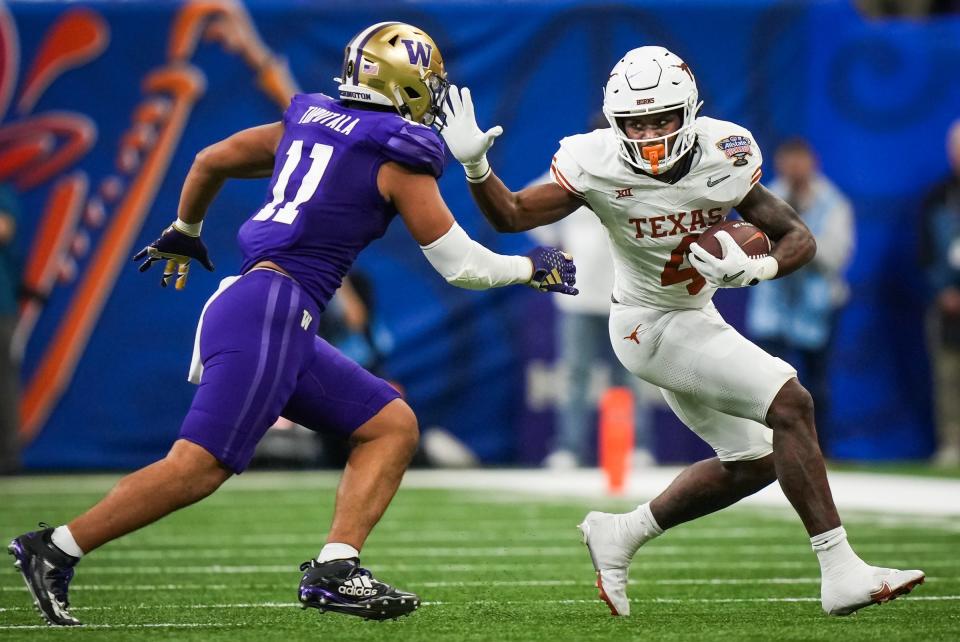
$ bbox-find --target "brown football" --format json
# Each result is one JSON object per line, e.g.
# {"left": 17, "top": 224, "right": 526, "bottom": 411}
{"left": 695, "top": 220, "right": 771, "bottom": 259}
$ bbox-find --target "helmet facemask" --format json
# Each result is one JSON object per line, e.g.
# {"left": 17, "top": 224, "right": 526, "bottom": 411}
{"left": 602, "top": 47, "right": 703, "bottom": 175}
{"left": 605, "top": 100, "right": 700, "bottom": 175}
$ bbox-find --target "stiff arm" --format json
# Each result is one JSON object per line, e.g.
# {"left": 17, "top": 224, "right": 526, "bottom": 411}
{"left": 467, "top": 174, "right": 583, "bottom": 233}
{"left": 377, "top": 162, "right": 537, "bottom": 290}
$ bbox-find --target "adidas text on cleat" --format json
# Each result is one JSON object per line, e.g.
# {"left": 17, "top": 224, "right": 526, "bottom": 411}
{"left": 8, "top": 525, "right": 81, "bottom": 626}
{"left": 822, "top": 566, "right": 926, "bottom": 616}
{"left": 298, "top": 558, "right": 420, "bottom": 621}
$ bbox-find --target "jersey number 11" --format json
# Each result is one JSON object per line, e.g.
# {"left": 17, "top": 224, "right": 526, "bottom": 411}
{"left": 253, "top": 140, "right": 334, "bottom": 224}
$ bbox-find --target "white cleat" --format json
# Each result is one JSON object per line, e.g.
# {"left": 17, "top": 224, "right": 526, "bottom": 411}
{"left": 822, "top": 565, "right": 925, "bottom": 616}
{"left": 577, "top": 511, "right": 639, "bottom": 616}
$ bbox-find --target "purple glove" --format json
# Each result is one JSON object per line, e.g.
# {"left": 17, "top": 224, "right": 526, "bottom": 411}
{"left": 133, "top": 223, "right": 214, "bottom": 289}
{"left": 527, "top": 246, "right": 578, "bottom": 295}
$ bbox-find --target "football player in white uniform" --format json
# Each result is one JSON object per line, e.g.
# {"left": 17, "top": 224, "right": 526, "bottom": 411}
{"left": 441, "top": 46, "right": 924, "bottom": 617}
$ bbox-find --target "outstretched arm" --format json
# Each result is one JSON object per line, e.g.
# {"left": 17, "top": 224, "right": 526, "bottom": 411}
{"left": 378, "top": 162, "right": 577, "bottom": 294}
{"left": 468, "top": 178, "right": 583, "bottom": 233}
{"left": 736, "top": 183, "right": 816, "bottom": 279}
{"left": 441, "top": 85, "right": 582, "bottom": 233}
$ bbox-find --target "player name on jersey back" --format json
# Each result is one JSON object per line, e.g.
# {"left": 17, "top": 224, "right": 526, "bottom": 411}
{"left": 298, "top": 105, "right": 360, "bottom": 136}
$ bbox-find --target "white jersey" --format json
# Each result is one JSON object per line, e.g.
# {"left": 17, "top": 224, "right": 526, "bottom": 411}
{"left": 551, "top": 117, "right": 763, "bottom": 311}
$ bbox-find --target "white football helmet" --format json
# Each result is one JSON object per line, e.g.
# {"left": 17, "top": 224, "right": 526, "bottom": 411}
{"left": 602, "top": 46, "right": 703, "bottom": 174}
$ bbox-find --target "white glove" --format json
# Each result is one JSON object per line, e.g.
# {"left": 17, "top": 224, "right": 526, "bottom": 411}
{"left": 688, "top": 231, "right": 779, "bottom": 288}
{"left": 441, "top": 85, "right": 503, "bottom": 182}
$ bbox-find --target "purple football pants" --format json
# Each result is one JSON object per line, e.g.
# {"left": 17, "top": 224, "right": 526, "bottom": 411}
{"left": 179, "top": 269, "right": 400, "bottom": 473}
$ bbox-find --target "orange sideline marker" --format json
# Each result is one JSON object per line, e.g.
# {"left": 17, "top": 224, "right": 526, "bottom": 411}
{"left": 599, "top": 387, "right": 634, "bottom": 495}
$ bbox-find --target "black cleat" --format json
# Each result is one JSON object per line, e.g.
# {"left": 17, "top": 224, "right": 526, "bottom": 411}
{"left": 8, "top": 525, "right": 81, "bottom": 626}
{"left": 298, "top": 558, "right": 420, "bottom": 621}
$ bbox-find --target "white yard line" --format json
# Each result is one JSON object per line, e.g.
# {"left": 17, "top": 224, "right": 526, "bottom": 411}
{"left": 84, "top": 541, "right": 955, "bottom": 560}
{"left": 422, "top": 595, "right": 960, "bottom": 606}
{"left": 0, "top": 602, "right": 299, "bottom": 613}
{"left": 112, "top": 527, "right": 810, "bottom": 546}
{"left": 2, "top": 595, "right": 957, "bottom": 617}
{"left": 104, "top": 524, "right": 959, "bottom": 547}
{"left": 1, "top": 577, "right": 951, "bottom": 598}
{"left": 0, "top": 622, "right": 242, "bottom": 630}
{"left": 11, "top": 558, "right": 954, "bottom": 576}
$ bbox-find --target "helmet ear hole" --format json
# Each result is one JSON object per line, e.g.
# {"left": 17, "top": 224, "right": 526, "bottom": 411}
{"left": 403, "top": 86, "right": 421, "bottom": 99}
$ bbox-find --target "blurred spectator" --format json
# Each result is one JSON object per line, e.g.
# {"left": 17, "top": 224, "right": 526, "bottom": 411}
{"left": 0, "top": 183, "right": 22, "bottom": 474}
{"left": 527, "top": 116, "right": 654, "bottom": 469}
{"left": 920, "top": 120, "right": 960, "bottom": 467}
{"left": 746, "top": 138, "right": 854, "bottom": 454}
{"left": 856, "top": 0, "right": 960, "bottom": 17}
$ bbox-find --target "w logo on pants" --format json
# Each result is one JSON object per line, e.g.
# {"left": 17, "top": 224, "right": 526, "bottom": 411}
{"left": 401, "top": 39, "right": 432, "bottom": 66}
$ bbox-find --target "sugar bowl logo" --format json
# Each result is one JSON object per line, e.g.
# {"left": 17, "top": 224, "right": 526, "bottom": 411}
{"left": 715, "top": 135, "right": 752, "bottom": 166}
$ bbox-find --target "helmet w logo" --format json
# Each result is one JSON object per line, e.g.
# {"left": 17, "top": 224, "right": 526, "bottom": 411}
{"left": 401, "top": 39, "right": 432, "bottom": 66}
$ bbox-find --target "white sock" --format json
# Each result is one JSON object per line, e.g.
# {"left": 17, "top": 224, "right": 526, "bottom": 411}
{"left": 317, "top": 543, "right": 360, "bottom": 563}
{"left": 811, "top": 526, "right": 866, "bottom": 579}
{"left": 620, "top": 502, "right": 664, "bottom": 550}
{"left": 50, "top": 526, "right": 84, "bottom": 558}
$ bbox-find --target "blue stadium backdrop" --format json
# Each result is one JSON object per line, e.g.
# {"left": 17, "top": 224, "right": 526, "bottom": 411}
{"left": 4, "top": 0, "right": 957, "bottom": 469}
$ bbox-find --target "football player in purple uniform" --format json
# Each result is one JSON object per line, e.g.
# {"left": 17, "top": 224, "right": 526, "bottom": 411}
{"left": 8, "top": 22, "right": 577, "bottom": 626}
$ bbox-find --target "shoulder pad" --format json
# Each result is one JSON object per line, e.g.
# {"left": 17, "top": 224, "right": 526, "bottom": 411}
{"left": 373, "top": 122, "right": 445, "bottom": 178}
{"left": 285, "top": 93, "right": 334, "bottom": 123}
{"left": 557, "top": 129, "right": 620, "bottom": 180}
{"left": 696, "top": 117, "right": 764, "bottom": 201}
{"left": 698, "top": 118, "right": 762, "bottom": 169}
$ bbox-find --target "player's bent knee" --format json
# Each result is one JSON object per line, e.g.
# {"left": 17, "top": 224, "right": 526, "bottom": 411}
{"left": 722, "top": 454, "right": 776, "bottom": 488}
{"left": 352, "top": 399, "right": 420, "bottom": 452}
{"left": 166, "top": 439, "right": 232, "bottom": 498}
{"left": 766, "top": 379, "right": 815, "bottom": 430}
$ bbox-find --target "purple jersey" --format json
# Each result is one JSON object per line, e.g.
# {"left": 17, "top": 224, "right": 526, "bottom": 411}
{"left": 237, "top": 93, "right": 444, "bottom": 308}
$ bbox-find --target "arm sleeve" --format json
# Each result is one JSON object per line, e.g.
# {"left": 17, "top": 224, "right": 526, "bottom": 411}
{"left": 420, "top": 222, "right": 532, "bottom": 290}
{"left": 378, "top": 123, "right": 446, "bottom": 178}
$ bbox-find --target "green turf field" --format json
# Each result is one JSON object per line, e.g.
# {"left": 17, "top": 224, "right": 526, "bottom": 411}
{"left": 2, "top": 472, "right": 958, "bottom": 641}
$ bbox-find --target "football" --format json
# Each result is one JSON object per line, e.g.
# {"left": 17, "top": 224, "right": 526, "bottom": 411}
{"left": 695, "top": 219, "right": 771, "bottom": 259}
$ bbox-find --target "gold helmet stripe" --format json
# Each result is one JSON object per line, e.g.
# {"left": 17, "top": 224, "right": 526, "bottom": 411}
{"left": 348, "top": 21, "right": 401, "bottom": 84}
